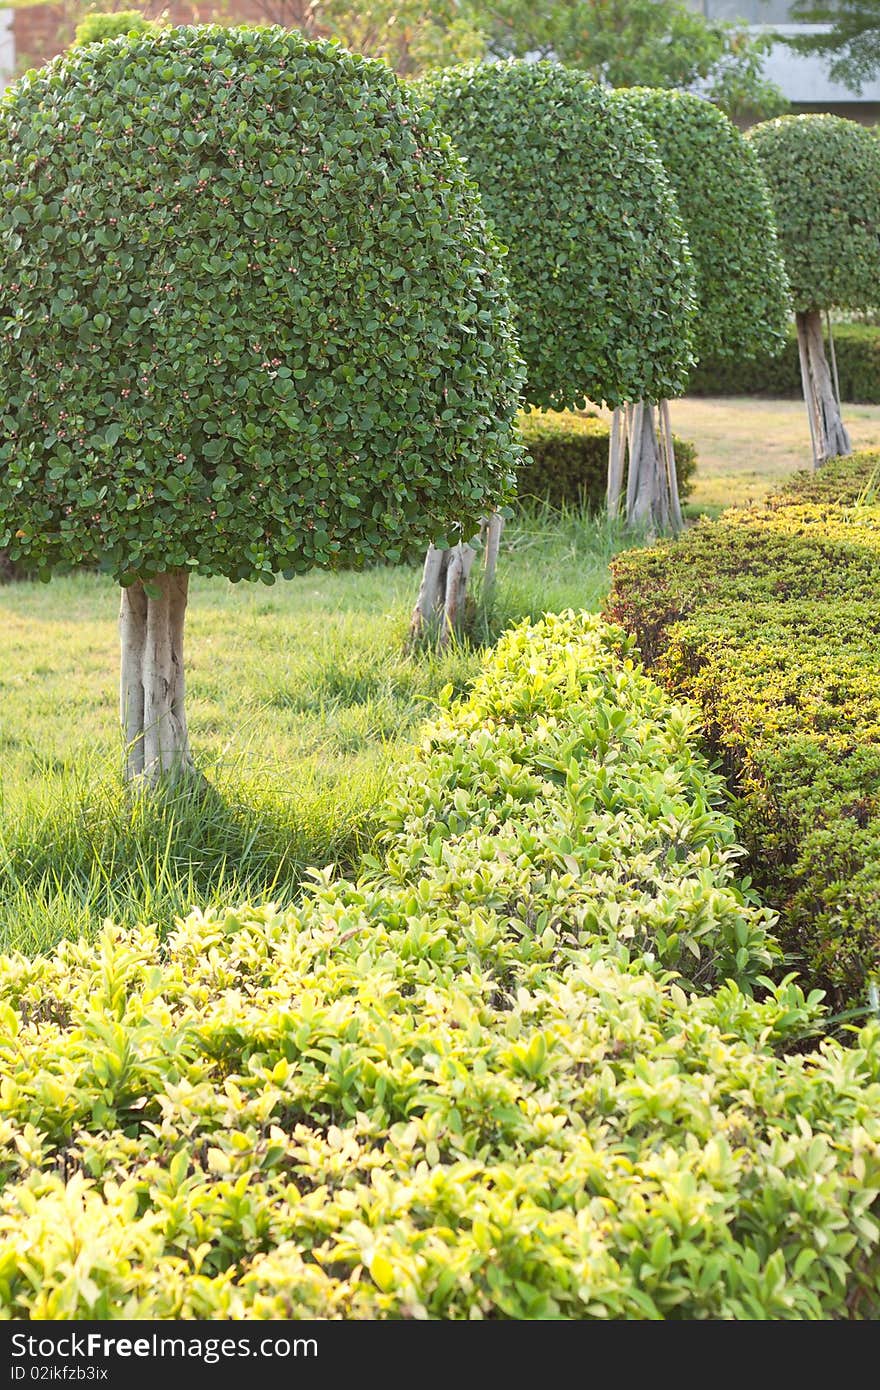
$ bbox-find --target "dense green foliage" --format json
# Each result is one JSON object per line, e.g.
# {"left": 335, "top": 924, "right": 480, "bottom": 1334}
{"left": 748, "top": 116, "right": 880, "bottom": 315}
{"left": 690, "top": 322, "right": 880, "bottom": 402}
{"left": 416, "top": 61, "right": 695, "bottom": 410}
{"left": 72, "top": 12, "right": 157, "bottom": 47}
{"left": 2, "top": 613, "right": 879, "bottom": 1320}
{"left": 516, "top": 411, "right": 696, "bottom": 509}
{"left": 0, "top": 27, "right": 523, "bottom": 584}
{"left": 614, "top": 89, "right": 789, "bottom": 364}
{"left": 607, "top": 454, "right": 880, "bottom": 1004}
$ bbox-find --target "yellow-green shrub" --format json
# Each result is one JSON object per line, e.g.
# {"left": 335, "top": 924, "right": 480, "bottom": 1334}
{"left": 0, "top": 614, "right": 878, "bottom": 1320}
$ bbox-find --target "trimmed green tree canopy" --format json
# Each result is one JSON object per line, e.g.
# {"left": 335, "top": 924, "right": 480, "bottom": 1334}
{"left": 0, "top": 26, "right": 523, "bottom": 583}
{"left": 748, "top": 114, "right": 880, "bottom": 315}
{"left": 415, "top": 61, "right": 696, "bottom": 410}
{"left": 72, "top": 12, "right": 158, "bottom": 47}
{"left": 615, "top": 89, "right": 790, "bottom": 364}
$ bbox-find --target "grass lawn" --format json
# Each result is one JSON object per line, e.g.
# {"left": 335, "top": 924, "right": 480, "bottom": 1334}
{"left": 672, "top": 396, "right": 880, "bottom": 511}
{"left": 0, "top": 509, "right": 627, "bottom": 954}
{"left": 588, "top": 395, "right": 880, "bottom": 511}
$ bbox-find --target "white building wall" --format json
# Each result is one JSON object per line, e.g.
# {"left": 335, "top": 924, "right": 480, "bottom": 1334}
{"left": 688, "top": 0, "right": 880, "bottom": 106}
{"left": 756, "top": 24, "right": 880, "bottom": 104}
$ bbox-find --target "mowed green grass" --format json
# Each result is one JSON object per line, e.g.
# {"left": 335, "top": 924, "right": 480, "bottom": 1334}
{"left": 0, "top": 507, "right": 628, "bottom": 954}
{"left": 589, "top": 396, "right": 880, "bottom": 512}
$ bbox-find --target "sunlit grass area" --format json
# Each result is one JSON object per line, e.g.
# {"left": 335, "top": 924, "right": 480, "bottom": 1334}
{"left": 0, "top": 507, "right": 631, "bottom": 954}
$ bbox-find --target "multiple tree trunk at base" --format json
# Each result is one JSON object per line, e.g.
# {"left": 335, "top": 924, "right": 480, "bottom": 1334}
{"left": 408, "top": 512, "right": 504, "bottom": 648}
{"left": 795, "top": 309, "right": 852, "bottom": 469}
{"left": 119, "top": 571, "right": 195, "bottom": 787}
{"left": 607, "top": 400, "right": 683, "bottom": 535}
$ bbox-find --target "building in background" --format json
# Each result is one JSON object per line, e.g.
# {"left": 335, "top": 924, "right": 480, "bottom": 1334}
{"left": 691, "top": 0, "right": 880, "bottom": 121}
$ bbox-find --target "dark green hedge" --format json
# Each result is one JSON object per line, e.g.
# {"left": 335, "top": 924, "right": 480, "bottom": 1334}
{"left": 606, "top": 453, "right": 880, "bottom": 1005}
{"left": 516, "top": 411, "right": 696, "bottom": 510}
{"left": 689, "top": 322, "right": 880, "bottom": 402}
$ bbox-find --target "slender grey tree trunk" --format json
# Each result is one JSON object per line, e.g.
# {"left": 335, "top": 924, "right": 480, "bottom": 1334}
{"left": 614, "top": 401, "right": 682, "bottom": 536}
{"left": 607, "top": 406, "right": 626, "bottom": 517}
{"left": 481, "top": 511, "right": 504, "bottom": 606}
{"left": 119, "top": 571, "right": 195, "bottom": 786}
{"left": 795, "top": 309, "right": 851, "bottom": 469}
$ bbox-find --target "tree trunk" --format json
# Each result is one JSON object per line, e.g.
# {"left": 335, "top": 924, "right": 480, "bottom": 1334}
{"left": 795, "top": 309, "right": 852, "bottom": 469}
{"left": 119, "top": 572, "right": 195, "bottom": 787}
{"left": 607, "top": 406, "right": 626, "bottom": 517}
{"left": 408, "top": 523, "right": 492, "bottom": 650}
{"left": 621, "top": 401, "right": 681, "bottom": 536}
{"left": 659, "top": 399, "right": 684, "bottom": 534}
{"left": 439, "top": 541, "right": 476, "bottom": 646}
{"left": 481, "top": 511, "right": 504, "bottom": 605}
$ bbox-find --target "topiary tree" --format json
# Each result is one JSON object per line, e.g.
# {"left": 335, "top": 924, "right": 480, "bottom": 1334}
{"left": 0, "top": 26, "right": 523, "bottom": 785}
{"left": 748, "top": 114, "right": 880, "bottom": 468}
{"left": 408, "top": 60, "right": 695, "bottom": 639}
{"left": 611, "top": 89, "right": 790, "bottom": 523}
{"left": 72, "top": 11, "right": 157, "bottom": 47}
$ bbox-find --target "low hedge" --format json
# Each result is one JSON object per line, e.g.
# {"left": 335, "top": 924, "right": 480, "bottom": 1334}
{"left": 516, "top": 411, "right": 697, "bottom": 509}
{"left": 689, "top": 322, "right": 880, "bottom": 402}
{"left": 1, "top": 613, "right": 879, "bottom": 1319}
{"left": 607, "top": 454, "right": 880, "bottom": 1004}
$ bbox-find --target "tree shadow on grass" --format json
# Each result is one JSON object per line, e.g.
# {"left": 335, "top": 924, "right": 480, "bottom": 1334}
{"left": 0, "top": 766, "right": 377, "bottom": 957}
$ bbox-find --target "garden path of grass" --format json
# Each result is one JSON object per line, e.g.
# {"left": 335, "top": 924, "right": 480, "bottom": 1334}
{"left": 590, "top": 395, "right": 880, "bottom": 511}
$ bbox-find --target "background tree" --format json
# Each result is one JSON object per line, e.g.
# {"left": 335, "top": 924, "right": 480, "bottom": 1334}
{"left": 408, "top": 60, "right": 695, "bottom": 640}
{"left": 0, "top": 26, "right": 523, "bottom": 785}
{"left": 786, "top": 0, "right": 880, "bottom": 92}
{"left": 318, "top": 0, "right": 485, "bottom": 75}
{"left": 611, "top": 89, "right": 790, "bottom": 523}
{"left": 474, "top": 0, "right": 789, "bottom": 121}
{"left": 748, "top": 114, "right": 880, "bottom": 467}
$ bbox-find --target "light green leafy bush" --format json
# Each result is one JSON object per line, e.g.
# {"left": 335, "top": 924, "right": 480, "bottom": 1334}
{"left": 72, "top": 12, "right": 157, "bottom": 47}
{"left": 1, "top": 614, "right": 878, "bottom": 1320}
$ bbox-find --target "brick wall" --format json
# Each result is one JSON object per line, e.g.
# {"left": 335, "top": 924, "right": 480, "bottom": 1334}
{"left": 0, "top": 9, "right": 14, "bottom": 81}
{"left": 10, "top": 2, "right": 321, "bottom": 76}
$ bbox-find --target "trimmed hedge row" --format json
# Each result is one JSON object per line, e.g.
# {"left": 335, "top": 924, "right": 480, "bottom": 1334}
{"left": 688, "top": 322, "right": 880, "bottom": 402}
{"left": 607, "top": 454, "right": 880, "bottom": 1004}
{"left": 1, "top": 613, "right": 879, "bottom": 1319}
{"left": 516, "top": 411, "right": 697, "bottom": 510}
